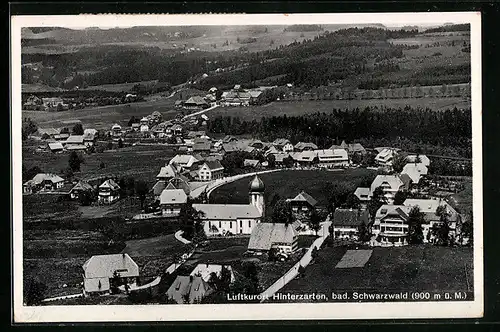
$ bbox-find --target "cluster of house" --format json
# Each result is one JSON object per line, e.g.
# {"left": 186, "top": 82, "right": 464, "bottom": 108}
{"left": 23, "top": 172, "right": 122, "bottom": 205}
{"left": 327, "top": 153, "right": 463, "bottom": 246}
{"left": 174, "top": 85, "right": 275, "bottom": 110}
{"left": 81, "top": 251, "right": 236, "bottom": 303}
{"left": 36, "top": 127, "right": 98, "bottom": 153}
{"left": 22, "top": 94, "right": 141, "bottom": 112}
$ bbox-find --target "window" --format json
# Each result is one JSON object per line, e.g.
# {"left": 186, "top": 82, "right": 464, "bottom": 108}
{"left": 381, "top": 209, "right": 387, "bottom": 215}
{"left": 175, "top": 281, "right": 182, "bottom": 290}
{"left": 219, "top": 221, "right": 221, "bottom": 228}
{"left": 248, "top": 220, "right": 251, "bottom": 227}
{"left": 230, "top": 222, "right": 232, "bottom": 228}
{"left": 239, "top": 220, "right": 242, "bottom": 228}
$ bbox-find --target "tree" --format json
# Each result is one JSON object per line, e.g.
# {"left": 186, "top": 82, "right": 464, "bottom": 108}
{"left": 271, "top": 199, "right": 293, "bottom": 225}
{"left": 393, "top": 190, "right": 408, "bottom": 205}
{"left": 134, "top": 180, "right": 149, "bottom": 209}
{"left": 68, "top": 151, "right": 83, "bottom": 172}
{"left": 308, "top": 207, "right": 322, "bottom": 236}
{"left": 344, "top": 193, "right": 361, "bottom": 209}
{"left": 266, "top": 154, "right": 276, "bottom": 168}
{"left": 118, "top": 138, "right": 124, "bottom": 149}
{"left": 434, "top": 205, "right": 451, "bottom": 246}
{"left": 23, "top": 166, "right": 42, "bottom": 182}
{"left": 391, "top": 153, "right": 407, "bottom": 173}
{"left": 99, "top": 162, "right": 106, "bottom": 169}
{"left": 407, "top": 206, "right": 425, "bottom": 244}
{"left": 357, "top": 222, "right": 371, "bottom": 242}
{"left": 79, "top": 189, "right": 95, "bottom": 206}
{"left": 72, "top": 123, "right": 84, "bottom": 135}
{"left": 107, "top": 141, "right": 113, "bottom": 150}
{"left": 460, "top": 211, "right": 473, "bottom": 246}
{"left": 283, "top": 155, "right": 295, "bottom": 168}
{"left": 24, "top": 277, "right": 47, "bottom": 306}
{"left": 128, "top": 116, "right": 139, "bottom": 127}
{"left": 368, "top": 187, "right": 386, "bottom": 221}
{"left": 180, "top": 198, "right": 205, "bottom": 242}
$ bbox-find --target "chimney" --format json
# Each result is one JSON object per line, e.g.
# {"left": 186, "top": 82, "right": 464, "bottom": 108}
{"left": 190, "top": 275, "right": 194, "bottom": 282}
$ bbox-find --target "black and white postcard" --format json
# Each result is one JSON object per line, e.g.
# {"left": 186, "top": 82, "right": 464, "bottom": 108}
{"left": 11, "top": 12, "right": 483, "bottom": 322}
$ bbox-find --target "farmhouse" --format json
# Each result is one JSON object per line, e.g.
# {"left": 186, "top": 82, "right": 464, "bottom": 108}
{"left": 196, "top": 161, "right": 224, "bottom": 181}
{"left": 370, "top": 174, "right": 409, "bottom": 204}
{"left": 54, "top": 133, "right": 70, "bottom": 141}
{"left": 286, "top": 191, "right": 318, "bottom": 221}
{"left": 330, "top": 141, "right": 366, "bottom": 156}
{"left": 371, "top": 205, "right": 412, "bottom": 246}
{"left": 401, "top": 163, "right": 428, "bottom": 184}
{"left": 69, "top": 180, "right": 93, "bottom": 200}
{"left": 332, "top": 208, "right": 370, "bottom": 240}
{"left": 42, "top": 97, "right": 68, "bottom": 110}
{"left": 23, "top": 173, "right": 65, "bottom": 194}
{"left": 64, "top": 135, "right": 84, "bottom": 147}
{"left": 272, "top": 138, "right": 291, "bottom": 150}
{"left": 315, "top": 149, "right": 349, "bottom": 168}
{"left": 37, "top": 127, "right": 59, "bottom": 139}
{"left": 169, "top": 154, "right": 201, "bottom": 171}
{"left": 156, "top": 164, "right": 178, "bottom": 181}
{"left": 167, "top": 124, "right": 184, "bottom": 137}
{"left": 291, "top": 151, "right": 317, "bottom": 167}
{"left": 98, "top": 179, "right": 121, "bottom": 205}
{"left": 48, "top": 142, "right": 64, "bottom": 153}
{"left": 82, "top": 253, "right": 139, "bottom": 296}
{"left": 190, "top": 264, "right": 236, "bottom": 284}
{"left": 184, "top": 96, "right": 209, "bottom": 110}
{"left": 192, "top": 138, "right": 212, "bottom": 154}
{"left": 244, "top": 159, "right": 261, "bottom": 169}
{"left": 294, "top": 142, "right": 318, "bottom": 152}
{"left": 194, "top": 175, "right": 265, "bottom": 236}
{"left": 353, "top": 187, "right": 371, "bottom": 208}
{"left": 83, "top": 129, "right": 97, "bottom": 146}
{"left": 111, "top": 124, "right": 122, "bottom": 138}
{"left": 166, "top": 275, "right": 213, "bottom": 304}
{"left": 374, "top": 148, "right": 399, "bottom": 167}
{"left": 264, "top": 146, "right": 281, "bottom": 156}
{"left": 406, "top": 154, "right": 431, "bottom": 167}
{"left": 248, "top": 223, "right": 298, "bottom": 254}
{"left": 160, "top": 188, "right": 188, "bottom": 216}
{"left": 140, "top": 117, "right": 149, "bottom": 132}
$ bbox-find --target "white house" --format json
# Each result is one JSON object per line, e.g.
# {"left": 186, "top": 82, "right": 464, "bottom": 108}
{"left": 194, "top": 175, "right": 265, "bottom": 236}
{"left": 82, "top": 253, "right": 139, "bottom": 296}
{"left": 370, "top": 174, "right": 409, "bottom": 204}
{"left": 156, "top": 164, "right": 178, "bottom": 181}
{"left": 197, "top": 161, "right": 224, "bottom": 181}
{"left": 140, "top": 117, "right": 149, "bottom": 132}
{"left": 374, "top": 148, "right": 399, "bottom": 167}
{"left": 371, "top": 205, "right": 412, "bottom": 246}
{"left": 406, "top": 154, "right": 431, "bottom": 167}
{"left": 111, "top": 124, "right": 122, "bottom": 138}
{"left": 98, "top": 179, "right": 121, "bottom": 204}
{"left": 401, "top": 163, "right": 428, "bottom": 184}
{"left": 332, "top": 208, "right": 370, "bottom": 240}
{"left": 160, "top": 188, "right": 188, "bottom": 216}
{"left": 23, "top": 173, "right": 65, "bottom": 194}
{"left": 169, "top": 154, "right": 200, "bottom": 171}
{"left": 315, "top": 149, "right": 349, "bottom": 168}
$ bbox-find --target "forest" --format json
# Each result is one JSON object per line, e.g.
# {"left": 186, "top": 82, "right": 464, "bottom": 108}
{"left": 21, "top": 26, "right": 469, "bottom": 91}
{"left": 208, "top": 106, "right": 472, "bottom": 158}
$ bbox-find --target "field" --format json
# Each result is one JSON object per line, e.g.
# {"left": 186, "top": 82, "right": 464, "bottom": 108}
{"left": 81, "top": 80, "right": 159, "bottom": 93}
{"left": 23, "top": 142, "right": 177, "bottom": 184}
{"left": 210, "top": 169, "right": 376, "bottom": 210}
{"left": 279, "top": 244, "right": 473, "bottom": 302}
{"left": 23, "top": 98, "right": 179, "bottom": 131}
{"left": 208, "top": 98, "right": 470, "bottom": 121}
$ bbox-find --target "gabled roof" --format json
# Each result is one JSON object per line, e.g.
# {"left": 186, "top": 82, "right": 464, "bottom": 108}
{"left": 244, "top": 159, "right": 261, "bottom": 167}
{"left": 401, "top": 163, "right": 428, "bottom": 184}
{"left": 248, "top": 223, "right": 297, "bottom": 251}
{"left": 264, "top": 146, "right": 281, "bottom": 156}
{"left": 167, "top": 175, "right": 191, "bottom": 195}
{"left": 38, "top": 128, "right": 59, "bottom": 136}
{"left": 403, "top": 198, "right": 459, "bottom": 222}
{"left": 185, "top": 96, "right": 208, "bottom": 105}
{"left": 187, "top": 131, "right": 206, "bottom": 138}
{"left": 406, "top": 154, "right": 431, "bottom": 167}
{"left": 288, "top": 191, "right": 318, "bottom": 207}
{"left": 99, "top": 179, "right": 120, "bottom": 190}
{"left": 190, "top": 264, "right": 236, "bottom": 283}
{"left": 48, "top": 142, "right": 64, "bottom": 151}
{"left": 83, "top": 253, "right": 139, "bottom": 279}
{"left": 169, "top": 154, "right": 199, "bottom": 167}
{"left": 294, "top": 142, "right": 318, "bottom": 151}
{"left": 151, "top": 180, "right": 167, "bottom": 197}
{"left": 315, "top": 149, "right": 348, "bottom": 161}
{"left": 375, "top": 205, "right": 412, "bottom": 221}
{"left": 166, "top": 275, "right": 213, "bottom": 304}
{"left": 159, "top": 189, "right": 188, "bottom": 205}
{"left": 66, "top": 144, "right": 88, "bottom": 151}
{"left": 222, "top": 135, "right": 238, "bottom": 143}
{"left": 203, "top": 160, "right": 224, "bottom": 171}
{"left": 291, "top": 151, "right": 316, "bottom": 162}
{"left": 111, "top": 123, "right": 121, "bottom": 130}
{"left": 274, "top": 153, "right": 291, "bottom": 163}
{"left": 65, "top": 135, "right": 84, "bottom": 144}
{"left": 370, "top": 175, "right": 404, "bottom": 193}
{"left": 83, "top": 131, "right": 96, "bottom": 141}
{"left": 354, "top": 187, "right": 371, "bottom": 201}
{"left": 333, "top": 209, "right": 370, "bottom": 227}
{"left": 273, "top": 138, "right": 291, "bottom": 147}
{"left": 70, "top": 180, "right": 93, "bottom": 192}
{"left": 192, "top": 204, "right": 262, "bottom": 220}
{"left": 25, "top": 173, "right": 64, "bottom": 186}
{"left": 193, "top": 138, "right": 211, "bottom": 151}
{"left": 157, "top": 164, "right": 177, "bottom": 179}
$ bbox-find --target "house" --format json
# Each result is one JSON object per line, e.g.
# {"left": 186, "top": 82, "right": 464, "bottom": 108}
{"left": 23, "top": 173, "right": 65, "bottom": 194}
{"left": 401, "top": 163, "right": 428, "bottom": 184}
{"left": 353, "top": 187, "right": 371, "bottom": 208}
{"left": 193, "top": 138, "right": 211, "bottom": 154}
{"left": 189, "top": 264, "right": 236, "bottom": 284}
{"left": 168, "top": 154, "right": 201, "bottom": 171}
{"left": 48, "top": 142, "right": 64, "bottom": 153}
{"left": 42, "top": 97, "right": 68, "bottom": 111}
{"left": 249, "top": 139, "right": 265, "bottom": 150}
{"left": 98, "top": 179, "right": 121, "bottom": 204}
{"left": 291, "top": 151, "right": 317, "bottom": 167}
{"left": 111, "top": 124, "right": 122, "bottom": 138}
{"left": 282, "top": 143, "right": 294, "bottom": 153}
{"left": 222, "top": 135, "right": 238, "bottom": 144}
{"left": 64, "top": 135, "right": 84, "bottom": 147}
{"left": 221, "top": 89, "right": 252, "bottom": 106}
{"left": 406, "top": 154, "right": 431, "bottom": 167}
{"left": 243, "top": 159, "right": 261, "bottom": 169}
{"left": 248, "top": 223, "right": 298, "bottom": 254}
{"left": 156, "top": 164, "right": 178, "bottom": 181}
{"left": 131, "top": 123, "right": 141, "bottom": 132}
{"left": 197, "top": 161, "right": 224, "bottom": 181}
{"left": 23, "top": 95, "right": 43, "bottom": 110}
{"left": 151, "top": 180, "right": 167, "bottom": 200}
{"left": 403, "top": 198, "right": 460, "bottom": 242}
{"left": 168, "top": 124, "right": 184, "bottom": 137}
{"left": 83, "top": 129, "right": 97, "bottom": 146}
{"left": 370, "top": 174, "right": 408, "bottom": 204}
{"left": 163, "top": 175, "right": 192, "bottom": 197}
{"left": 315, "top": 149, "right": 349, "bottom": 168}
{"left": 332, "top": 208, "right": 370, "bottom": 240}
{"left": 330, "top": 141, "right": 366, "bottom": 156}
{"left": 166, "top": 275, "right": 213, "bottom": 304}
{"left": 37, "top": 127, "right": 59, "bottom": 139}
{"left": 69, "top": 180, "right": 93, "bottom": 200}
{"left": 272, "top": 138, "right": 291, "bottom": 150}
{"left": 194, "top": 175, "right": 265, "bottom": 236}
{"left": 174, "top": 100, "right": 184, "bottom": 109}
{"left": 54, "top": 133, "right": 70, "bottom": 141}
{"left": 222, "top": 142, "right": 246, "bottom": 154}
{"left": 374, "top": 148, "right": 399, "bottom": 167}
{"left": 66, "top": 144, "right": 88, "bottom": 152}
{"left": 82, "top": 253, "right": 139, "bottom": 296}
{"left": 264, "top": 146, "right": 281, "bottom": 156}
{"left": 286, "top": 191, "right": 318, "bottom": 221}
{"left": 371, "top": 205, "right": 412, "bottom": 246}
{"left": 294, "top": 142, "right": 318, "bottom": 152}
{"left": 160, "top": 189, "right": 188, "bottom": 215}
{"left": 187, "top": 131, "right": 207, "bottom": 139}
{"left": 140, "top": 117, "right": 149, "bottom": 132}
{"left": 184, "top": 96, "right": 209, "bottom": 109}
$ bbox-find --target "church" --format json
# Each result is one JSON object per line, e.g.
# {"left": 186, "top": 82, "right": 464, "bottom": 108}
{"left": 193, "top": 175, "right": 265, "bottom": 236}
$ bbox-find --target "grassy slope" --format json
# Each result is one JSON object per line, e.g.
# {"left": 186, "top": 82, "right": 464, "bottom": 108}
{"left": 281, "top": 245, "right": 473, "bottom": 298}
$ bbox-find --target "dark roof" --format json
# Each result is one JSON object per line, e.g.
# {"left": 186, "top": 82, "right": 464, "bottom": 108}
{"left": 399, "top": 173, "right": 412, "bottom": 187}
{"left": 248, "top": 223, "right": 297, "bottom": 251}
{"left": 151, "top": 180, "right": 167, "bottom": 196}
{"left": 193, "top": 138, "right": 211, "bottom": 152}
{"left": 333, "top": 209, "right": 370, "bottom": 227}
{"left": 288, "top": 191, "right": 317, "bottom": 207}
{"left": 204, "top": 160, "right": 224, "bottom": 170}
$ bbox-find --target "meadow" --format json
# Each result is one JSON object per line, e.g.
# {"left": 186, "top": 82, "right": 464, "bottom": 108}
{"left": 279, "top": 244, "right": 474, "bottom": 301}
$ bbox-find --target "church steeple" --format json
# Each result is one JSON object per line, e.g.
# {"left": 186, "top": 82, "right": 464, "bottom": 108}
{"left": 249, "top": 175, "right": 265, "bottom": 217}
